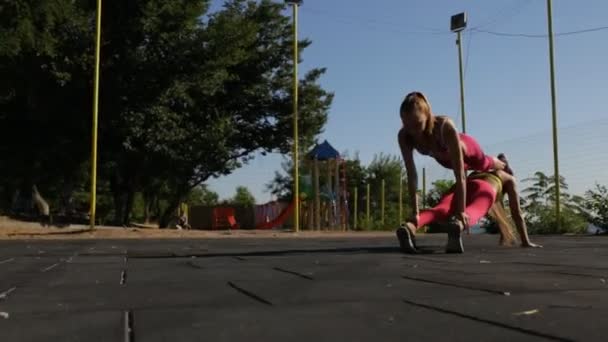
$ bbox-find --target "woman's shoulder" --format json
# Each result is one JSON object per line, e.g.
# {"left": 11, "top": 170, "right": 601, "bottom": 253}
{"left": 435, "top": 115, "right": 457, "bottom": 129}
{"left": 432, "top": 116, "right": 459, "bottom": 148}
{"left": 398, "top": 127, "right": 414, "bottom": 148}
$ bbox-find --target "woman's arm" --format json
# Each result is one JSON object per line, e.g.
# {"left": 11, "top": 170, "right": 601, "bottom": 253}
{"left": 399, "top": 129, "right": 419, "bottom": 220}
{"left": 441, "top": 119, "right": 467, "bottom": 225}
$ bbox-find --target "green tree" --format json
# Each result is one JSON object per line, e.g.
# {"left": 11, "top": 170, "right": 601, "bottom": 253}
{"left": 522, "top": 171, "right": 569, "bottom": 207}
{"left": 425, "top": 179, "right": 455, "bottom": 208}
{"left": 526, "top": 205, "right": 588, "bottom": 235}
{"left": 364, "top": 153, "right": 407, "bottom": 230}
{"left": 0, "top": 0, "right": 93, "bottom": 216}
{"left": 266, "top": 158, "right": 297, "bottom": 202}
{"left": 1, "top": 0, "right": 333, "bottom": 227}
{"left": 522, "top": 171, "right": 587, "bottom": 234}
{"left": 342, "top": 153, "right": 367, "bottom": 228}
{"left": 231, "top": 186, "right": 256, "bottom": 207}
{"left": 422, "top": 179, "right": 455, "bottom": 233}
{"left": 582, "top": 183, "right": 608, "bottom": 231}
{"left": 187, "top": 186, "right": 219, "bottom": 206}
{"left": 101, "top": 0, "right": 332, "bottom": 226}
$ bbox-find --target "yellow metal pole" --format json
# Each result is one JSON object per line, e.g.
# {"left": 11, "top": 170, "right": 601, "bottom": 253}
{"left": 292, "top": 3, "right": 300, "bottom": 232}
{"left": 422, "top": 167, "right": 426, "bottom": 208}
{"left": 90, "top": 0, "right": 102, "bottom": 230}
{"left": 366, "top": 183, "right": 370, "bottom": 229}
{"left": 353, "top": 187, "right": 358, "bottom": 229}
{"left": 381, "top": 179, "right": 385, "bottom": 226}
{"left": 547, "top": 0, "right": 561, "bottom": 230}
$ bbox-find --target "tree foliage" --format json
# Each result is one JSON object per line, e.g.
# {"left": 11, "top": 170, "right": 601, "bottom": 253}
{"left": 425, "top": 179, "right": 455, "bottom": 208}
{"left": 0, "top": 0, "right": 332, "bottom": 226}
{"left": 582, "top": 183, "right": 608, "bottom": 231}
{"left": 187, "top": 185, "right": 220, "bottom": 207}
{"left": 521, "top": 171, "right": 587, "bottom": 234}
{"left": 231, "top": 186, "right": 256, "bottom": 207}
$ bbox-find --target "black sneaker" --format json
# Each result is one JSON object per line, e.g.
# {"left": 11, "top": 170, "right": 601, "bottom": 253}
{"left": 396, "top": 225, "right": 418, "bottom": 254}
{"left": 401, "top": 222, "right": 418, "bottom": 247}
{"left": 444, "top": 217, "right": 464, "bottom": 254}
{"left": 497, "top": 153, "right": 514, "bottom": 176}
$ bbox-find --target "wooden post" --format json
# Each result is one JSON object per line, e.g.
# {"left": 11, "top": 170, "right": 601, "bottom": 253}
{"left": 307, "top": 161, "right": 314, "bottom": 231}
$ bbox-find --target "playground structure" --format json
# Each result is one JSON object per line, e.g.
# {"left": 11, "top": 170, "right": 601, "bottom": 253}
{"left": 186, "top": 140, "right": 349, "bottom": 230}
{"left": 212, "top": 207, "right": 239, "bottom": 230}
{"left": 253, "top": 140, "right": 349, "bottom": 230}
{"left": 300, "top": 140, "right": 349, "bottom": 230}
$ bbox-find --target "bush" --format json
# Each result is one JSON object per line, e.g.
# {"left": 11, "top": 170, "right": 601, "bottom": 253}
{"left": 527, "top": 205, "right": 587, "bottom": 235}
{"left": 350, "top": 201, "right": 403, "bottom": 231}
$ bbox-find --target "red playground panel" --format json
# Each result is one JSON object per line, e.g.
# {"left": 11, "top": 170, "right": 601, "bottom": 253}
{"left": 212, "top": 207, "right": 239, "bottom": 230}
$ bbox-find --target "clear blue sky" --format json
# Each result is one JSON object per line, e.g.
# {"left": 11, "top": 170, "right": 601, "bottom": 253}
{"left": 207, "top": 0, "right": 608, "bottom": 202}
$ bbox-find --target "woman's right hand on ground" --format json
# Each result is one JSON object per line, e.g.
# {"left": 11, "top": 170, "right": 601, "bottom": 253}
{"left": 522, "top": 242, "right": 543, "bottom": 248}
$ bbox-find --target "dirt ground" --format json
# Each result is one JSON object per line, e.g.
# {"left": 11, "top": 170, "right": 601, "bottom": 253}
{"left": 0, "top": 216, "right": 393, "bottom": 240}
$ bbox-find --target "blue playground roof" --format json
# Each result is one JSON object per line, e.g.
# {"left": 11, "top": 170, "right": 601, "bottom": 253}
{"left": 307, "top": 140, "right": 341, "bottom": 161}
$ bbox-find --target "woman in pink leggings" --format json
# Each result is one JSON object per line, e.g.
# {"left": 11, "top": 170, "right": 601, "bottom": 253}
{"left": 396, "top": 169, "right": 542, "bottom": 254}
{"left": 398, "top": 91, "right": 513, "bottom": 229}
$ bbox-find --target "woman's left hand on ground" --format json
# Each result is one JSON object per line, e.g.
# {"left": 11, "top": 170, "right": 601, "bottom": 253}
{"left": 456, "top": 212, "right": 469, "bottom": 228}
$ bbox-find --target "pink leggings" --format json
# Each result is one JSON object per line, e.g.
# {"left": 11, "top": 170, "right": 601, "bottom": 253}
{"left": 417, "top": 179, "right": 497, "bottom": 229}
{"left": 435, "top": 133, "right": 495, "bottom": 172}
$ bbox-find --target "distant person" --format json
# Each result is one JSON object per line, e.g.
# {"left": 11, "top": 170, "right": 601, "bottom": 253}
{"left": 398, "top": 91, "right": 513, "bottom": 229}
{"left": 396, "top": 169, "right": 541, "bottom": 253}
{"left": 32, "top": 185, "right": 51, "bottom": 227}
{"left": 176, "top": 213, "right": 191, "bottom": 230}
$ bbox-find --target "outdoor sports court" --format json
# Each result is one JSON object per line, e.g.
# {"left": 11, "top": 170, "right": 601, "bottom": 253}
{"left": 1, "top": 233, "right": 606, "bottom": 341}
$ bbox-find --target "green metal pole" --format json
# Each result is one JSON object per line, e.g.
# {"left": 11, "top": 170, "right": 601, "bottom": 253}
{"left": 353, "top": 187, "right": 358, "bottom": 229}
{"left": 547, "top": 0, "right": 561, "bottom": 230}
{"left": 457, "top": 30, "right": 466, "bottom": 134}
{"left": 292, "top": 3, "right": 300, "bottom": 232}
{"left": 90, "top": 0, "right": 102, "bottom": 230}
{"left": 381, "top": 179, "right": 385, "bottom": 226}
{"left": 366, "top": 183, "right": 370, "bottom": 229}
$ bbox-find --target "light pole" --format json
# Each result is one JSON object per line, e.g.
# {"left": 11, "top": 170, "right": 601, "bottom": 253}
{"left": 451, "top": 12, "right": 467, "bottom": 133}
{"left": 286, "top": 0, "right": 302, "bottom": 232}
{"left": 546, "top": 0, "right": 561, "bottom": 230}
